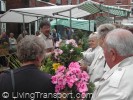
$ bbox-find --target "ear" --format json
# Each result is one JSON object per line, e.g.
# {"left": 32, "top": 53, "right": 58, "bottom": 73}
{"left": 35, "top": 56, "right": 40, "bottom": 62}
{"left": 110, "top": 49, "right": 117, "bottom": 62}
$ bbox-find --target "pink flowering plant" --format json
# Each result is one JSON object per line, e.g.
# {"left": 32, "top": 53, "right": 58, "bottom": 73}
{"left": 54, "top": 39, "right": 82, "bottom": 67}
{"left": 51, "top": 62, "right": 89, "bottom": 99}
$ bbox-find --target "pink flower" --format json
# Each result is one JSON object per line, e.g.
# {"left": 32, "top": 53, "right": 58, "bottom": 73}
{"left": 65, "top": 75, "right": 75, "bottom": 88}
{"left": 51, "top": 76, "right": 58, "bottom": 84}
{"left": 80, "top": 71, "right": 90, "bottom": 82}
{"left": 55, "top": 40, "right": 62, "bottom": 47}
{"left": 70, "top": 68, "right": 81, "bottom": 75}
{"left": 51, "top": 61, "right": 90, "bottom": 98}
{"left": 76, "top": 82, "right": 88, "bottom": 93}
{"left": 58, "top": 76, "right": 66, "bottom": 86}
{"left": 67, "top": 80, "right": 75, "bottom": 88}
{"left": 71, "top": 75, "right": 78, "bottom": 82}
{"left": 69, "top": 39, "right": 78, "bottom": 47}
{"left": 55, "top": 85, "right": 61, "bottom": 93}
{"left": 60, "top": 85, "right": 65, "bottom": 90}
{"left": 68, "top": 62, "right": 81, "bottom": 70}
{"left": 65, "top": 39, "right": 78, "bottom": 47}
{"left": 56, "top": 66, "right": 66, "bottom": 73}
{"left": 54, "top": 48, "right": 63, "bottom": 56}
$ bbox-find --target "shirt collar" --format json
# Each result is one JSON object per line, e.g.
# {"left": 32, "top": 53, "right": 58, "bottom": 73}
{"left": 102, "top": 56, "right": 133, "bottom": 80}
{"left": 40, "top": 32, "right": 52, "bottom": 39}
{"left": 14, "top": 64, "right": 38, "bottom": 73}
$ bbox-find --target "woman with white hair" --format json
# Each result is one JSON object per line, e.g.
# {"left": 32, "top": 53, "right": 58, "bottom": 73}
{"left": 80, "top": 32, "right": 99, "bottom": 71}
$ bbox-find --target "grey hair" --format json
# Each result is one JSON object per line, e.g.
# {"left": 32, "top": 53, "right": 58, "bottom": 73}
{"left": 97, "top": 23, "right": 116, "bottom": 38}
{"left": 17, "top": 35, "right": 46, "bottom": 63}
{"left": 105, "top": 28, "right": 133, "bottom": 56}
{"left": 89, "top": 32, "right": 98, "bottom": 40}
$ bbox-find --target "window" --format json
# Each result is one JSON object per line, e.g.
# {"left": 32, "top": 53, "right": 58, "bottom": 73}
{"left": 0, "top": 0, "right": 6, "bottom": 11}
{"left": 67, "top": 0, "right": 72, "bottom": 5}
{"left": 116, "top": 0, "right": 122, "bottom": 4}
{"left": 24, "top": 0, "right": 29, "bottom": 7}
{"left": 56, "top": 0, "right": 62, "bottom": 5}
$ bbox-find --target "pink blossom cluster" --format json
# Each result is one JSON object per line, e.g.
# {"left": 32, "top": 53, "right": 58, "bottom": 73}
{"left": 54, "top": 48, "right": 63, "bottom": 56}
{"left": 66, "top": 39, "right": 78, "bottom": 47}
{"left": 55, "top": 40, "right": 62, "bottom": 47}
{"left": 51, "top": 62, "right": 89, "bottom": 97}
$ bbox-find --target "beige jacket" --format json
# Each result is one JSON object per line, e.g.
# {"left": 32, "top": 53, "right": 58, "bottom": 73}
{"left": 88, "top": 46, "right": 109, "bottom": 83}
{"left": 91, "top": 56, "right": 133, "bottom": 100}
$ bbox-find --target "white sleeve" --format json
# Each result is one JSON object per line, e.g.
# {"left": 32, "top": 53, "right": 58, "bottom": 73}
{"left": 83, "top": 51, "right": 95, "bottom": 65}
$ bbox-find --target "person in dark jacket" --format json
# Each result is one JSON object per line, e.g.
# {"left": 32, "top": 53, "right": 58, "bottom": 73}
{"left": 0, "top": 35, "right": 57, "bottom": 100}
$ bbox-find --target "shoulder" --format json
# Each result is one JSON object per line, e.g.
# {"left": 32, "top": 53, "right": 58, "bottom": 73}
{"left": 109, "top": 64, "right": 133, "bottom": 91}
{"left": 39, "top": 71, "right": 55, "bottom": 91}
{"left": 0, "top": 70, "right": 11, "bottom": 83}
{"left": 40, "top": 71, "right": 52, "bottom": 78}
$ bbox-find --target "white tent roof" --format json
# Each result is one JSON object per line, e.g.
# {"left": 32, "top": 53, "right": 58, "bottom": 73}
{"left": 0, "top": 5, "right": 80, "bottom": 23}
{"left": 0, "top": 10, "right": 41, "bottom": 23}
{"left": 13, "top": 5, "right": 75, "bottom": 16}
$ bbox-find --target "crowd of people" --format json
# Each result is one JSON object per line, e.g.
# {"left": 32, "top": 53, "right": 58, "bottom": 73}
{"left": 0, "top": 19, "right": 133, "bottom": 100}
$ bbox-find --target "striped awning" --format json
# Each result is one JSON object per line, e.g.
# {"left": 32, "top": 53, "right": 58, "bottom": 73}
{"left": 78, "top": 0, "right": 130, "bottom": 17}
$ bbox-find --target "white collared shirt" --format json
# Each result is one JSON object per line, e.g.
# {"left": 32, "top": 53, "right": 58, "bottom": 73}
{"left": 91, "top": 56, "right": 133, "bottom": 100}
{"left": 88, "top": 46, "right": 109, "bottom": 83}
{"left": 38, "top": 33, "right": 54, "bottom": 51}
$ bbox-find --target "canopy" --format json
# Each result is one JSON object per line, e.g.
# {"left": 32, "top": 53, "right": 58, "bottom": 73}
{"left": 55, "top": 0, "right": 130, "bottom": 18}
{"left": 51, "top": 18, "right": 95, "bottom": 31}
{"left": 0, "top": 0, "right": 130, "bottom": 24}
{"left": 0, "top": 5, "right": 82, "bottom": 23}
{"left": 0, "top": 10, "right": 41, "bottom": 23}
{"left": 53, "top": 7, "right": 91, "bottom": 18}
{"left": 78, "top": 0, "right": 130, "bottom": 17}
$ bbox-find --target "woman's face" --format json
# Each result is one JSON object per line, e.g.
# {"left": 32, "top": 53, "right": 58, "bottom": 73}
{"left": 88, "top": 37, "right": 98, "bottom": 49}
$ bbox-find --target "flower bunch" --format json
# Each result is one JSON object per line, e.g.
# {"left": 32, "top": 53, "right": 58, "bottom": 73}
{"left": 51, "top": 62, "right": 89, "bottom": 98}
{"left": 54, "top": 39, "right": 82, "bottom": 66}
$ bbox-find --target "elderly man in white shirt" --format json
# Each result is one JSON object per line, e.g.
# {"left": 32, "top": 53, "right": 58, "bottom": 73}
{"left": 91, "top": 29, "right": 133, "bottom": 100}
{"left": 89, "top": 24, "right": 116, "bottom": 84}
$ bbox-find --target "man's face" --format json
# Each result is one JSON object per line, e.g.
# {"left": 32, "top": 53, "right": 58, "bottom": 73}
{"left": 103, "top": 43, "right": 113, "bottom": 68}
{"left": 41, "top": 25, "right": 50, "bottom": 36}
{"left": 10, "top": 33, "right": 14, "bottom": 38}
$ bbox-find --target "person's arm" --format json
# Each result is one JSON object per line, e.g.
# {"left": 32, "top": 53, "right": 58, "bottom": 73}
{"left": 82, "top": 50, "right": 95, "bottom": 67}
